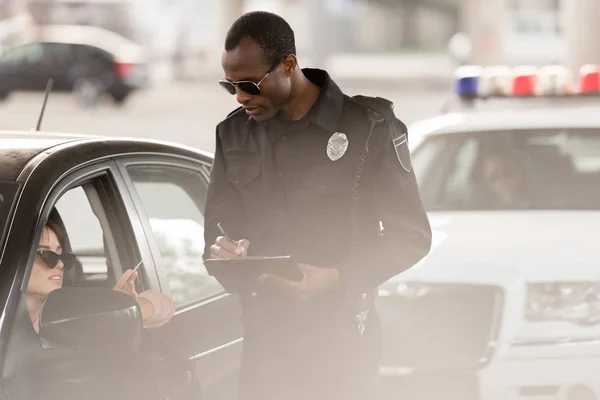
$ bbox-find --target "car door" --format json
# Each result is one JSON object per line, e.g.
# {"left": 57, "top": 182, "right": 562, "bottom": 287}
{"left": 1, "top": 160, "right": 198, "bottom": 400}
{"left": 38, "top": 43, "right": 77, "bottom": 90}
{"left": 117, "top": 155, "right": 243, "bottom": 400}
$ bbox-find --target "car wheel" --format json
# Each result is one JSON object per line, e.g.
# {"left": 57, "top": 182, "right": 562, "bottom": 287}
{"left": 73, "top": 78, "right": 105, "bottom": 108}
{"left": 110, "top": 92, "right": 129, "bottom": 106}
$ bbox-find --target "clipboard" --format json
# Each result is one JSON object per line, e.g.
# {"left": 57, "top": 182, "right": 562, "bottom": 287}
{"left": 204, "top": 256, "right": 304, "bottom": 282}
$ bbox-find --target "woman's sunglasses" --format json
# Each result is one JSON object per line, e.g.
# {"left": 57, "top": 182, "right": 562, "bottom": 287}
{"left": 219, "top": 56, "right": 287, "bottom": 96}
{"left": 37, "top": 250, "right": 76, "bottom": 270}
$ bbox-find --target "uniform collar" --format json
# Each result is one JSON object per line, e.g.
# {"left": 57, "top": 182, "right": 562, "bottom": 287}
{"left": 301, "top": 68, "right": 344, "bottom": 132}
{"left": 249, "top": 68, "right": 344, "bottom": 133}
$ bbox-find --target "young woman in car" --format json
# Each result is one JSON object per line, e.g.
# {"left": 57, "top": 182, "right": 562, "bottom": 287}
{"left": 26, "top": 208, "right": 175, "bottom": 333}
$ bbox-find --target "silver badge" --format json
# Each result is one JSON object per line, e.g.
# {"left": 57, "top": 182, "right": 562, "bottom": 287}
{"left": 327, "top": 132, "right": 348, "bottom": 161}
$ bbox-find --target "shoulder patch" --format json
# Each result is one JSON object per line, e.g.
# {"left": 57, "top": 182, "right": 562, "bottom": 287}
{"left": 351, "top": 94, "right": 411, "bottom": 172}
{"left": 391, "top": 121, "right": 411, "bottom": 173}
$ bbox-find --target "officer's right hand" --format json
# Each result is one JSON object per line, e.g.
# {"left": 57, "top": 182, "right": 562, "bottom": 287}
{"left": 210, "top": 236, "right": 250, "bottom": 259}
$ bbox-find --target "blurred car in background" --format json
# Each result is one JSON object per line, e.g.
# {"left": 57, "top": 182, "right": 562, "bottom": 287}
{"left": 377, "top": 65, "right": 600, "bottom": 400}
{"left": 0, "top": 24, "right": 149, "bottom": 107}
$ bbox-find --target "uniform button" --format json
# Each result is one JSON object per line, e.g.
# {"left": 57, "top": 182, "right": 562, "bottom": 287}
{"left": 234, "top": 179, "right": 240, "bottom": 184}
{"left": 251, "top": 292, "right": 258, "bottom": 297}
{"left": 281, "top": 135, "right": 287, "bottom": 140}
{"left": 361, "top": 293, "right": 368, "bottom": 300}
{"left": 278, "top": 172, "right": 284, "bottom": 178}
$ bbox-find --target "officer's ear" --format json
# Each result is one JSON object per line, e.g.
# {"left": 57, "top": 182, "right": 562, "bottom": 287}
{"left": 281, "top": 55, "right": 297, "bottom": 77}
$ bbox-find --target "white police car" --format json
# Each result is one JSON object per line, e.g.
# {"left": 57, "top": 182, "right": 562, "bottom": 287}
{"left": 377, "top": 64, "right": 600, "bottom": 400}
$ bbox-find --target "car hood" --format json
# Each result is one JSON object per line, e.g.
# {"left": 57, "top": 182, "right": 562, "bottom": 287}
{"left": 389, "top": 211, "right": 600, "bottom": 285}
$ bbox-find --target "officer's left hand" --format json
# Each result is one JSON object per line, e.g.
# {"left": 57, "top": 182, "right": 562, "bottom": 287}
{"left": 259, "top": 263, "right": 340, "bottom": 301}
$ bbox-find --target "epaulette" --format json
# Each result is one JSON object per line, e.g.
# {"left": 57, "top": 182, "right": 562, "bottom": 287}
{"left": 350, "top": 95, "right": 407, "bottom": 134}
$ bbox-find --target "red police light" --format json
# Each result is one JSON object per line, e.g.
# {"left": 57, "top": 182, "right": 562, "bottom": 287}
{"left": 512, "top": 67, "right": 537, "bottom": 96}
{"left": 579, "top": 64, "right": 600, "bottom": 94}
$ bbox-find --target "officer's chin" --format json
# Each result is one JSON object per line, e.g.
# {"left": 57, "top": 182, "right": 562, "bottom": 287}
{"left": 250, "top": 108, "right": 277, "bottom": 121}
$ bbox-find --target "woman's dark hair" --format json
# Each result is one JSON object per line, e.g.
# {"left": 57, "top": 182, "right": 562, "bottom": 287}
{"left": 44, "top": 208, "right": 72, "bottom": 254}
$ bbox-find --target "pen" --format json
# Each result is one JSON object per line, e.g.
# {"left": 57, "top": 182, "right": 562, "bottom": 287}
{"left": 217, "top": 222, "right": 236, "bottom": 244}
{"left": 119, "top": 260, "right": 143, "bottom": 290}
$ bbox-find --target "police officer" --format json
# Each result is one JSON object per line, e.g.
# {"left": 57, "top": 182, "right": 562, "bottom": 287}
{"left": 203, "top": 11, "right": 432, "bottom": 400}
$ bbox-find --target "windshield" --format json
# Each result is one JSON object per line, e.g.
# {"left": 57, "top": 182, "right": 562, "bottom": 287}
{"left": 412, "top": 128, "right": 600, "bottom": 211}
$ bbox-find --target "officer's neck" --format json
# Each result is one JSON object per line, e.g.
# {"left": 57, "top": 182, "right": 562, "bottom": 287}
{"left": 280, "top": 70, "right": 320, "bottom": 121}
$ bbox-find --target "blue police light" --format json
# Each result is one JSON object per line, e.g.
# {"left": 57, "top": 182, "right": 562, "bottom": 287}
{"left": 454, "top": 66, "right": 481, "bottom": 100}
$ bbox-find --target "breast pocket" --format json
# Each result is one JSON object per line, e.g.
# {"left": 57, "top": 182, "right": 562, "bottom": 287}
{"left": 290, "top": 163, "right": 355, "bottom": 215}
{"left": 224, "top": 152, "right": 266, "bottom": 225}
{"left": 224, "top": 151, "right": 261, "bottom": 188}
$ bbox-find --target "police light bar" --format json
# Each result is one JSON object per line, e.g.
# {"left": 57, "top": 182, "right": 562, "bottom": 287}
{"left": 512, "top": 66, "right": 537, "bottom": 96}
{"left": 454, "top": 65, "right": 481, "bottom": 99}
{"left": 478, "top": 66, "right": 512, "bottom": 97}
{"left": 579, "top": 64, "right": 600, "bottom": 94}
{"left": 536, "top": 65, "right": 574, "bottom": 96}
{"left": 453, "top": 64, "right": 600, "bottom": 99}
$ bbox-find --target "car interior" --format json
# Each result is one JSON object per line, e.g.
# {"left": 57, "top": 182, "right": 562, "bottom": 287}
{"left": 54, "top": 182, "right": 139, "bottom": 291}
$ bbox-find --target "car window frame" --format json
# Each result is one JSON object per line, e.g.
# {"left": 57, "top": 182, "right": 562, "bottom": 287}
{"left": 0, "top": 181, "right": 21, "bottom": 268}
{"left": 0, "top": 159, "right": 157, "bottom": 392}
{"left": 19, "top": 162, "right": 151, "bottom": 294}
{"left": 115, "top": 155, "right": 223, "bottom": 308}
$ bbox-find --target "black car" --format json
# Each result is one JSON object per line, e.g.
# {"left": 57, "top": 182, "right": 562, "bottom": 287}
{"left": 0, "top": 25, "right": 149, "bottom": 106}
{"left": 0, "top": 131, "right": 242, "bottom": 400}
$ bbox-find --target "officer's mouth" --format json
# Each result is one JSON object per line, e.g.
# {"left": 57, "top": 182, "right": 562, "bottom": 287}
{"left": 244, "top": 106, "right": 262, "bottom": 116}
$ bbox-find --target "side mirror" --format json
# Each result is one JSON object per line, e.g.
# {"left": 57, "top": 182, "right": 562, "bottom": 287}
{"left": 38, "top": 287, "right": 142, "bottom": 350}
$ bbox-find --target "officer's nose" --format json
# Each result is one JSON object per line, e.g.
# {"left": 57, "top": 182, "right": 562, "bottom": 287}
{"left": 235, "top": 87, "right": 253, "bottom": 105}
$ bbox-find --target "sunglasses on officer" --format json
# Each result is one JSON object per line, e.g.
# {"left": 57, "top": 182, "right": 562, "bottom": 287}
{"left": 37, "top": 250, "right": 76, "bottom": 270}
{"left": 219, "top": 55, "right": 288, "bottom": 96}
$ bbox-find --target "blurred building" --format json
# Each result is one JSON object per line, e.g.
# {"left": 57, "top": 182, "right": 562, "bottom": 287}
{"left": 461, "top": 0, "right": 562, "bottom": 66}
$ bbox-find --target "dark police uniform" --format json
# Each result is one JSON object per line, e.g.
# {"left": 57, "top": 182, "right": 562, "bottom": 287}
{"left": 203, "top": 68, "right": 432, "bottom": 400}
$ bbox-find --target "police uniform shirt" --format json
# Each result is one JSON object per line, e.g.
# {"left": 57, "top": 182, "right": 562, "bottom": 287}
{"left": 203, "top": 68, "right": 432, "bottom": 318}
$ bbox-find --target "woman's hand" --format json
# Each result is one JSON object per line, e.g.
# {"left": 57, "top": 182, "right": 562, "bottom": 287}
{"left": 113, "top": 270, "right": 175, "bottom": 329}
{"left": 113, "top": 269, "right": 139, "bottom": 300}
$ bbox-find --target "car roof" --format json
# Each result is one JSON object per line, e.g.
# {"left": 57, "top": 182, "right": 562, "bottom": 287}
{"left": 411, "top": 99, "right": 600, "bottom": 140}
{"left": 0, "top": 131, "right": 213, "bottom": 182}
{"left": 16, "top": 24, "right": 145, "bottom": 63}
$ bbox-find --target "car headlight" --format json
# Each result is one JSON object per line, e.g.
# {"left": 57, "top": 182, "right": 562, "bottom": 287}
{"left": 525, "top": 282, "right": 600, "bottom": 325}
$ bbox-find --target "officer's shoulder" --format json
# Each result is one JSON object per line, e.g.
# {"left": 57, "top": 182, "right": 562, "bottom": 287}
{"left": 217, "top": 106, "right": 248, "bottom": 131}
{"left": 347, "top": 95, "right": 395, "bottom": 122}
{"left": 346, "top": 95, "right": 407, "bottom": 134}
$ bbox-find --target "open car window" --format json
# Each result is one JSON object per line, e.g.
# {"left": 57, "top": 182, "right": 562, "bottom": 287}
{"left": 413, "top": 128, "right": 600, "bottom": 211}
{"left": 54, "top": 186, "right": 112, "bottom": 286}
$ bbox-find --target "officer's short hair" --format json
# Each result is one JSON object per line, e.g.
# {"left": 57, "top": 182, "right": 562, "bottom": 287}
{"left": 225, "top": 11, "right": 296, "bottom": 65}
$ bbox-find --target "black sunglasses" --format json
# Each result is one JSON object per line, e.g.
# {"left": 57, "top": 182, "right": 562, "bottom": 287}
{"left": 219, "top": 56, "right": 288, "bottom": 96}
{"left": 37, "top": 250, "right": 76, "bottom": 270}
